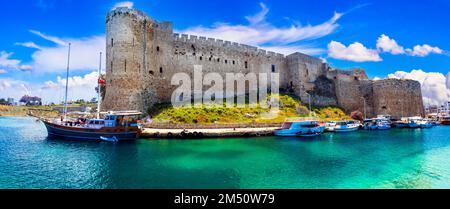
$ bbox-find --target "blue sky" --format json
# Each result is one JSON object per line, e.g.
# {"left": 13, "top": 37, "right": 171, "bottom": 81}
{"left": 0, "top": 0, "right": 449, "bottom": 105}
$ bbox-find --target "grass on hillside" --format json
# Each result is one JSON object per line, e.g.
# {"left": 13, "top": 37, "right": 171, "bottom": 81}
{"left": 0, "top": 105, "right": 60, "bottom": 118}
{"left": 149, "top": 94, "right": 350, "bottom": 124}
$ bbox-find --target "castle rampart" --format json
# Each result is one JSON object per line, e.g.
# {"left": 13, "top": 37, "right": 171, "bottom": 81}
{"left": 102, "top": 7, "right": 425, "bottom": 118}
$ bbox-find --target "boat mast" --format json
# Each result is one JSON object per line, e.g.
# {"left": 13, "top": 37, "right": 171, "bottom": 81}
{"left": 63, "top": 43, "right": 71, "bottom": 120}
{"left": 97, "top": 52, "right": 102, "bottom": 119}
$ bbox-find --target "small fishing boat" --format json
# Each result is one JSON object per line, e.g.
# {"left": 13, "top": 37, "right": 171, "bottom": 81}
{"left": 274, "top": 120, "right": 325, "bottom": 137}
{"left": 418, "top": 118, "right": 433, "bottom": 128}
{"left": 333, "top": 121, "right": 360, "bottom": 132}
{"left": 407, "top": 116, "right": 422, "bottom": 129}
{"left": 441, "top": 116, "right": 450, "bottom": 125}
{"left": 364, "top": 118, "right": 391, "bottom": 130}
{"left": 392, "top": 118, "right": 410, "bottom": 128}
{"left": 325, "top": 121, "right": 336, "bottom": 132}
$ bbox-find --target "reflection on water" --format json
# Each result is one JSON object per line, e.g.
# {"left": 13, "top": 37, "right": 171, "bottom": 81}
{"left": 0, "top": 117, "right": 449, "bottom": 189}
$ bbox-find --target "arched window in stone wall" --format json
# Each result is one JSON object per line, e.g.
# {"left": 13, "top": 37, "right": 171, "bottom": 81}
{"left": 156, "top": 46, "right": 160, "bottom": 52}
{"left": 245, "top": 61, "right": 248, "bottom": 69}
{"left": 111, "top": 38, "right": 114, "bottom": 47}
{"left": 272, "top": 65, "right": 276, "bottom": 73}
{"left": 160, "top": 67, "right": 163, "bottom": 74}
{"left": 124, "top": 59, "right": 127, "bottom": 72}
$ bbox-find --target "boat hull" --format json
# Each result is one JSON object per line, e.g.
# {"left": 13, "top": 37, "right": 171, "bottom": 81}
{"left": 334, "top": 127, "right": 359, "bottom": 132}
{"left": 43, "top": 121, "right": 139, "bottom": 141}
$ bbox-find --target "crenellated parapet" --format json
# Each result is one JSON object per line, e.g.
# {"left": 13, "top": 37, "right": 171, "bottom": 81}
{"left": 171, "top": 33, "right": 285, "bottom": 59}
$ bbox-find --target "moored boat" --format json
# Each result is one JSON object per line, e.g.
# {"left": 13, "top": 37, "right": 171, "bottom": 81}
{"left": 333, "top": 121, "right": 360, "bottom": 132}
{"left": 441, "top": 116, "right": 450, "bottom": 125}
{"left": 418, "top": 118, "right": 433, "bottom": 128}
{"left": 407, "top": 116, "right": 422, "bottom": 128}
{"left": 364, "top": 118, "right": 391, "bottom": 130}
{"left": 42, "top": 111, "right": 142, "bottom": 141}
{"left": 274, "top": 120, "right": 325, "bottom": 137}
{"left": 325, "top": 121, "right": 336, "bottom": 132}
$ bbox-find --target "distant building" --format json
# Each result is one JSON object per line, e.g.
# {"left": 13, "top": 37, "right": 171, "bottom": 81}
{"left": 19, "top": 95, "right": 42, "bottom": 106}
{"left": 7, "top": 98, "right": 14, "bottom": 105}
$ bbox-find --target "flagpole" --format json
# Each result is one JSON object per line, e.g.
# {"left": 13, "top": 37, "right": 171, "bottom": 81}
{"left": 63, "top": 43, "right": 71, "bottom": 121}
{"left": 97, "top": 52, "right": 102, "bottom": 119}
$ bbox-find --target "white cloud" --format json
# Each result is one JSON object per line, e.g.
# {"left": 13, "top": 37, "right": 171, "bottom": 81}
{"left": 0, "top": 69, "right": 7, "bottom": 74}
{"left": 327, "top": 41, "right": 382, "bottom": 62}
{"left": 15, "top": 42, "right": 42, "bottom": 50}
{"left": 0, "top": 51, "right": 33, "bottom": 71}
{"left": 17, "top": 31, "right": 105, "bottom": 72}
{"left": 18, "top": 65, "right": 33, "bottom": 71}
{"left": 447, "top": 71, "right": 450, "bottom": 89}
{"left": 375, "top": 34, "right": 443, "bottom": 57}
{"left": 38, "top": 71, "right": 100, "bottom": 103}
{"left": 113, "top": 1, "right": 134, "bottom": 9}
{"left": 178, "top": 3, "right": 343, "bottom": 55}
{"left": 245, "top": 3, "right": 269, "bottom": 25}
{"left": 29, "top": 30, "right": 67, "bottom": 46}
{"left": 406, "top": 44, "right": 443, "bottom": 57}
{"left": 376, "top": 34, "right": 405, "bottom": 55}
{"left": 388, "top": 69, "right": 450, "bottom": 106}
{"left": 1, "top": 71, "right": 100, "bottom": 104}
{"left": 0, "top": 79, "right": 32, "bottom": 99}
{"left": 0, "top": 51, "right": 21, "bottom": 68}
{"left": 372, "top": 76, "right": 382, "bottom": 81}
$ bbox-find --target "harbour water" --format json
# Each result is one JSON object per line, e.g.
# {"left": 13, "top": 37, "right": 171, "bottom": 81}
{"left": 1, "top": 117, "right": 449, "bottom": 189}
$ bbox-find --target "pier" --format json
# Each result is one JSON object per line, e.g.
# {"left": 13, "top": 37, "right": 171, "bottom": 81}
{"left": 141, "top": 123, "right": 282, "bottom": 139}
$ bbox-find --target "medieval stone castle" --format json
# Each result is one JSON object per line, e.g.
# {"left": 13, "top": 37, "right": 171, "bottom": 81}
{"left": 102, "top": 7, "right": 425, "bottom": 118}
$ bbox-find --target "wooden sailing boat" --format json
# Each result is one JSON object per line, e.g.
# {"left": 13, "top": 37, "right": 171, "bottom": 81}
{"left": 42, "top": 45, "right": 142, "bottom": 141}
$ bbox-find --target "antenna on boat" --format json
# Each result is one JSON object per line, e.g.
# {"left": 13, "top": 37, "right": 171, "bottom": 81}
{"left": 63, "top": 43, "right": 71, "bottom": 121}
{"left": 97, "top": 52, "right": 102, "bottom": 119}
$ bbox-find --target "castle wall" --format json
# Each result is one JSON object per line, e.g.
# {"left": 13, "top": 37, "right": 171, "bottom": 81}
{"left": 103, "top": 7, "right": 425, "bottom": 118}
{"left": 371, "top": 79, "right": 425, "bottom": 118}
{"left": 149, "top": 32, "right": 288, "bottom": 104}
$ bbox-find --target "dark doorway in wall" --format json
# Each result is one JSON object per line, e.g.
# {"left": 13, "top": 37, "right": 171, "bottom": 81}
{"left": 272, "top": 65, "right": 276, "bottom": 73}
{"left": 149, "top": 71, "right": 154, "bottom": 75}
{"left": 156, "top": 46, "right": 160, "bottom": 52}
{"left": 159, "top": 67, "right": 163, "bottom": 74}
{"left": 245, "top": 61, "right": 248, "bottom": 69}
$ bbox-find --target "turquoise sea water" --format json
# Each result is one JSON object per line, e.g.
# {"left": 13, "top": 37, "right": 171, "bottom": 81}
{"left": 0, "top": 116, "right": 449, "bottom": 189}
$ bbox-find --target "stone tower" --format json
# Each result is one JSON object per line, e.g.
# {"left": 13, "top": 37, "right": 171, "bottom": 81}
{"left": 103, "top": 7, "right": 156, "bottom": 111}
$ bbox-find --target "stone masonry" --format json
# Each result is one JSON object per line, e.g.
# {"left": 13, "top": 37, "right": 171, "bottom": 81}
{"left": 102, "top": 7, "right": 425, "bottom": 119}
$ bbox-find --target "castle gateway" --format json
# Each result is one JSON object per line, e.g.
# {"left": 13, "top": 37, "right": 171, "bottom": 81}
{"left": 102, "top": 7, "right": 425, "bottom": 118}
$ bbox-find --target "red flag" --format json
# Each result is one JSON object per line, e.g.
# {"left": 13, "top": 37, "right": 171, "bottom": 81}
{"left": 98, "top": 78, "right": 106, "bottom": 85}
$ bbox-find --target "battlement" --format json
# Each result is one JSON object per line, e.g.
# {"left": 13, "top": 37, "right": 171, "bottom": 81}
{"left": 106, "top": 7, "right": 152, "bottom": 23}
{"left": 372, "top": 78, "right": 421, "bottom": 88}
{"left": 171, "top": 33, "right": 285, "bottom": 59}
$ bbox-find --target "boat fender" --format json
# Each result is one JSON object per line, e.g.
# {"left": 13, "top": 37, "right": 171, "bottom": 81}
{"left": 167, "top": 132, "right": 173, "bottom": 138}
